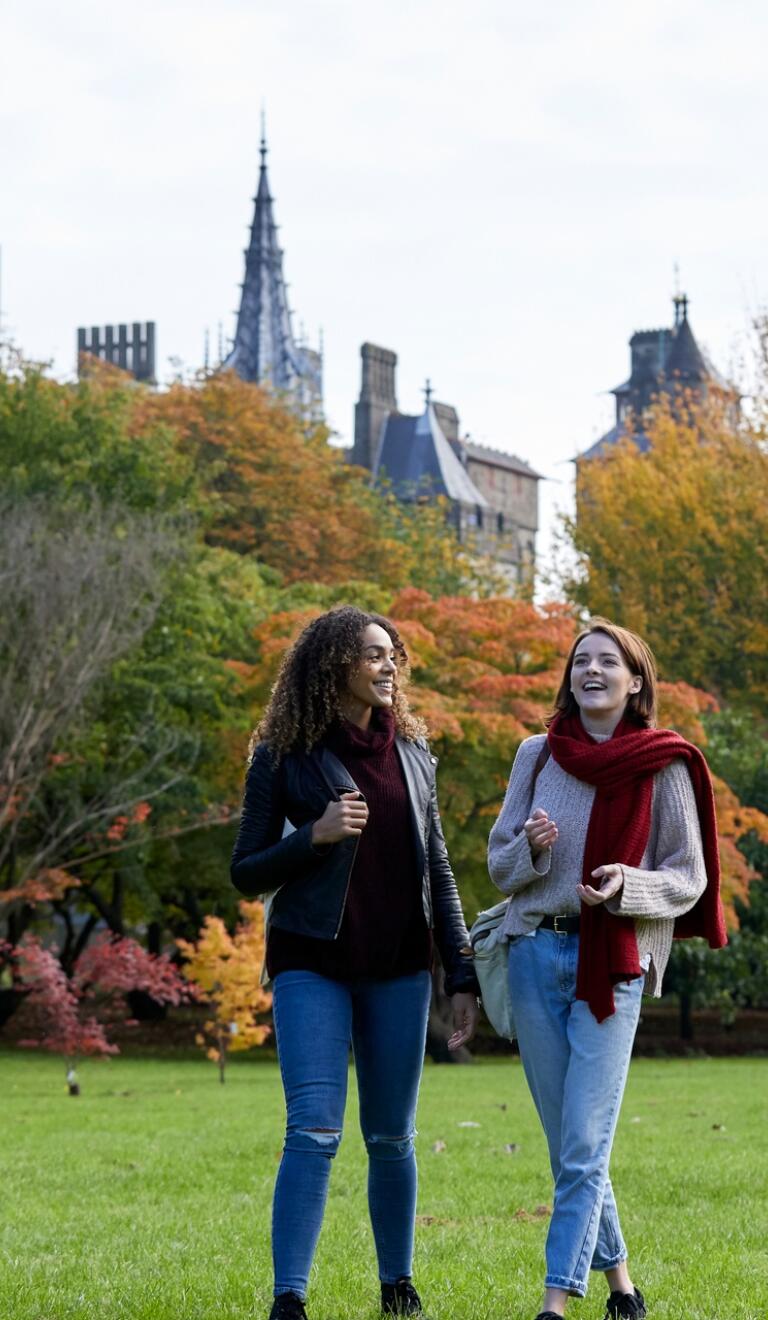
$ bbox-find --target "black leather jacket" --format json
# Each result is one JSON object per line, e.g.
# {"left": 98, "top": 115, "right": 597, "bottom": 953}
{"left": 231, "top": 736, "right": 478, "bottom": 997}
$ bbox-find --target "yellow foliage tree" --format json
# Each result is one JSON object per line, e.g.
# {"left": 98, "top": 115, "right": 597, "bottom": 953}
{"left": 177, "top": 900, "right": 272, "bottom": 1083}
{"left": 567, "top": 398, "right": 768, "bottom": 709}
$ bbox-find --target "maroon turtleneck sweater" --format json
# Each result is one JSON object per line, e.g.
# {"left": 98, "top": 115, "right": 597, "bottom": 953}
{"left": 266, "top": 709, "right": 432, "bottom": 981}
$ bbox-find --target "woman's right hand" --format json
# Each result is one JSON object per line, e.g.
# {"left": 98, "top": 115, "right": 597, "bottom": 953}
{"left": 311, "top": 792, "right": 369, "bottom": 846}
{"left": 524, "top": 807, "right": 558, "bottom": 858}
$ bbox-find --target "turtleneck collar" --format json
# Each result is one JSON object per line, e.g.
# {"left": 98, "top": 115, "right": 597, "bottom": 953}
{"left": 325, "top": 706, "right": 396, "bottom": 758}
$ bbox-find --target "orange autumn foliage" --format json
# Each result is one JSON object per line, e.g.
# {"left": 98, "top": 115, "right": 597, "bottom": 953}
{"left": 134, "top": 373, "right": 472, "bottom": 592}
{"left": 241, "top": 593, "right": 767, "bottom": 927}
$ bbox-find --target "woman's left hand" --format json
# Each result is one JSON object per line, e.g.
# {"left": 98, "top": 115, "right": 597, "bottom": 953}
{"left": 577, "top": 863, "right": 624, "bottom": 906}
{"left": 448, "top": 992, "right": 480, "bottom": 1050}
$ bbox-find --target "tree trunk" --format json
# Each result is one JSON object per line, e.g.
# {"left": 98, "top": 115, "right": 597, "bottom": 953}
{"left": 679, "top": 991, "right": 694, "bottom": 1041}
{"left": 217, "top": 1026, "right": 227, "bottom": 1084}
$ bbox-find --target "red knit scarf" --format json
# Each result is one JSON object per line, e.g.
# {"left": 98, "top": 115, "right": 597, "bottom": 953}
{"left": 547, "top": 713, "right": 727, "bottom": 1023}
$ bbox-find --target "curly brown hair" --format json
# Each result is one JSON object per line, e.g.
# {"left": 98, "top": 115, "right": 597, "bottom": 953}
{"left": 255, "top": 605, "right": 427, "bottom": 760}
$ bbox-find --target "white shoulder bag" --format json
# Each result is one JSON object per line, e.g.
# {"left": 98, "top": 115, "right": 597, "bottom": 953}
{"left": 470, "top": 740, "right": 550, "bottom": 1039}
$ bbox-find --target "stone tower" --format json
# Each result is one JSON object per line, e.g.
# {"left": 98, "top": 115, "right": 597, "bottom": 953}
{"left": 352, "top": 343, "right": 398, "bottom": 469}
{"left": 351, "top": 343, "right": 541, "bottom": 586}
{"left": 582, "top": 294, "right": 737, "bottom": 459}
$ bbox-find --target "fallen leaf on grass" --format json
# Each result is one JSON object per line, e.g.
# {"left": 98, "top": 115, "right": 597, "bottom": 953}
{"left": 711, "top": 1123, "right": 726, "bottom": 1131}
{"left": 504, "top": 1143, "right": 519, "bottom": 1154}
{"left": 630, "top": 1116, "right": 642, "bottom": 1123}
{"left": 415, "top": 1215, "right": 462, "bottom": 1227}
{"left": 457, "top": 1120, "right": 481, "bottom": 1128}
{"left": 431, "top": 1140, "right": 447, "bottom": 1153}
{"left": 513, "top": 1204, "right": 551, "bottom": 1221}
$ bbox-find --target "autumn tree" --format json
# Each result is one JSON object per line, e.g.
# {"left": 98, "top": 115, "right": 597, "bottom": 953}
{"left": 0, "top": 499, "right": 184, "bottom": 908}
{"left": 139, "top": 370, "right": 491, "bottom": 596}
{"left": 565, "top": 398, "right": 768, "bottom": 708}
{"left": 241, "top": 591, "right": 768, "bottom": 930}
{"left": 0, "top": 358, "right": 278, "bottom": 956}
{"left": 178, "top": 899, "right": 272, "bottom": 1082}
{"left": 8, "top": 933, "right": 189, "bottom": 1089}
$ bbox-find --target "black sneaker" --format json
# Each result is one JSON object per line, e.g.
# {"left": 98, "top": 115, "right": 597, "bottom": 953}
{"left": 269, "top": 1293, "right": 308, "bottom": 1320}
{"left": 605, "top": 1287, "right": 646, "bottom": 1319}
{"left": 533, "top": 1312, "right": 565, "bottom": 1319}
{"left": 381, "top": 1277, "right": 423, "bottom": 1316}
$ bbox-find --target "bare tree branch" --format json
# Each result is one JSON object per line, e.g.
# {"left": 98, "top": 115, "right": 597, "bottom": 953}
{"left": 0, "top": 498, "right": 184, "bottom": 874}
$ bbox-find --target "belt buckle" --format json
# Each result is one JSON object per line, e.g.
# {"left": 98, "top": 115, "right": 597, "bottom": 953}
{"left": 553, "top": 914, "right": 568, "bottom": 935}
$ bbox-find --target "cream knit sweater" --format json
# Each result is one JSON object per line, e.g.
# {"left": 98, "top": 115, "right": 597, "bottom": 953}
{"left": 487, "top": 733, "right": 708, "bottom": 996}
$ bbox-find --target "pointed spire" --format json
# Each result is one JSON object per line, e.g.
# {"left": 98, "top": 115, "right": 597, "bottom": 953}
{"left": 666, "top": 295, "right": 708, "bottom": 382}
{"left": 222, "top": 123, "right": 323, "bottom": 415}
{"left": 422, "top": 378, "right": 433, "bottom": 408}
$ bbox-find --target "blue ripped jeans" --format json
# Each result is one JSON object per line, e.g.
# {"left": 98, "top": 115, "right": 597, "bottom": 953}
{"left": 507, "top": 928, "right": 644, "bottom": 1298}
{"left": 271, "top": 968, "right": 432, "bottom": 1298}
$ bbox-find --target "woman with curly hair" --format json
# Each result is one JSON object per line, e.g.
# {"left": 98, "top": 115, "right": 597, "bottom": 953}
{"left": 231, "top": 605, "right": 479, "bottom": 1320}
{"left": 487, "top": 619, "right": 726, "bottom": 1320}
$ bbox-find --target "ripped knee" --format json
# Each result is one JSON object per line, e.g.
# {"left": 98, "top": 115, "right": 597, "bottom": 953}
{"left": 285, "top": 1126, "right": 343, "bottom": 1157}
{"left": 364, "top": 1130, "right": 415, "bottom": 1160}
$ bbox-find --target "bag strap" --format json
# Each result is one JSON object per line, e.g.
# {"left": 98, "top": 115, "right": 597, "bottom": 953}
{"left": 529, "top": 738, "right": 551, "bottom": 812}
{"left": 533, "top": 739, "right": 551, "bottom": 781}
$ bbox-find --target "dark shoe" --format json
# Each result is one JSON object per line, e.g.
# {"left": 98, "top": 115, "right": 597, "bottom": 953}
{"left": 269, "top": 1293, "right": 308, "bottom": 1320}
{"left": 533, "top": 1312, "right": 565, "bottom": 1319}
{"left": 381, "top": 1277, "right": 422, "bottom": 1316}
{"left": 605, "top": 1287, "right": 646, "bottom": 1319}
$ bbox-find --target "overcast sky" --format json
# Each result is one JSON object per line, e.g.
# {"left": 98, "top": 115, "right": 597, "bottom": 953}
{"left": 3, "top": 0, "right": 767, "bottom": 574}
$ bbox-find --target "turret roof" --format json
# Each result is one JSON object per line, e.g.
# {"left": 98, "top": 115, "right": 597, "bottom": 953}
{"left": 374, "top": 405, "right": 489, "bottom": 506}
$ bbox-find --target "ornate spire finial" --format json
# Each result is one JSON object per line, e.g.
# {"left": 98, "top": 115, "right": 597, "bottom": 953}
{"left": 260, "top": 105, "right": 267, "bottom": 164}
{"left": 423, "top": 378, "right": 433, "bottom": 407}
{"left": 673, "top": 266, "right": 689, "bottom": 328}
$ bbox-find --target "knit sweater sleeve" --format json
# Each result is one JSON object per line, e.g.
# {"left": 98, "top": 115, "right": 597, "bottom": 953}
{"left": 487, "top": 735, "right": 552, "bottom": 896}
{"left": 605, "top": 759, "right": 708, "bottom": 920}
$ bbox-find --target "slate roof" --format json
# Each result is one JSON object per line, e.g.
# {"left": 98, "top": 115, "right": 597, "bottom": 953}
{"left": 663, "top": 315, "right": 709, "bottom": 383}
{"left": 580, "top": 426, "right": 653, "bottom": 462}
{"left": 585, "top": 299, "right": 734, "bottom": 461}
{"left": 374, "top": 405, "right": 489, "bottom": 506}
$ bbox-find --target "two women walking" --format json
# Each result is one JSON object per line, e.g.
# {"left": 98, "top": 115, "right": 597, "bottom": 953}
{"left": 231, "top": 608, "right": 725, "bottom": 1320}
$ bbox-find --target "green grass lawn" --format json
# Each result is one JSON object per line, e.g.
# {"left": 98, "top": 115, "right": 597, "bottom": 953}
{"left": 2, "top": 1052, "right": 766, "bottom": 1320}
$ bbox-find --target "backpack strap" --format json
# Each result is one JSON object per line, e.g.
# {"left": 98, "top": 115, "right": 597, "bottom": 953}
{"left": 533, "top": 738, "right": 551, "bottom": 782}
{"left": 529, "top": 738, "right": 551, "bottom": 813}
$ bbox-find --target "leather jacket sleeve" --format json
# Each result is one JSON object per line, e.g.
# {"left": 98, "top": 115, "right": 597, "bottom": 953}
{"left": 427, "top": 773, "right": 480, "bottom": 998}
{"left": 230, "top": 743, "right": 321, "bottom": 897}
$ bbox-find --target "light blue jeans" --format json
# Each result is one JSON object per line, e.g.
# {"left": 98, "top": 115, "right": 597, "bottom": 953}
{"left": 507, "top": 928, "right": 644, "bottom": 1298}
{"left": 271, "top": 968, "right": 432, "bottom": 1298}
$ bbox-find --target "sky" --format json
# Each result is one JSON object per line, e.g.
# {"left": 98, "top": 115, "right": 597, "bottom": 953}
{"left": 3, "top": 0, "right": 768, "bottom": 577}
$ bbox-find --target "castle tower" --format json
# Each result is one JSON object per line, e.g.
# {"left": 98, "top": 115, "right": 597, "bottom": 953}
{"left": 223, "top": 126, "right": 322, "bottom": 416}
{"left": 352, "top": 343, "right": 398, "bottom": 469}
{"left": 582, "top": 294, "right": 738, "bottom": 460}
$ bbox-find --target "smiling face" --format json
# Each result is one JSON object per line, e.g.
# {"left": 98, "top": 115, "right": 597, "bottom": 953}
{"left": 570, "top": 631, "right": 643, "bottom": 728}
{"left": 341, "top": 623, "right": 397, "bottom": 724}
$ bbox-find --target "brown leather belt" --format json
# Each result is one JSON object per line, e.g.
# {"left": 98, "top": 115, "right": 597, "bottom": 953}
{"left": 539, "top": 914, "right": 580, "bottom": 935}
